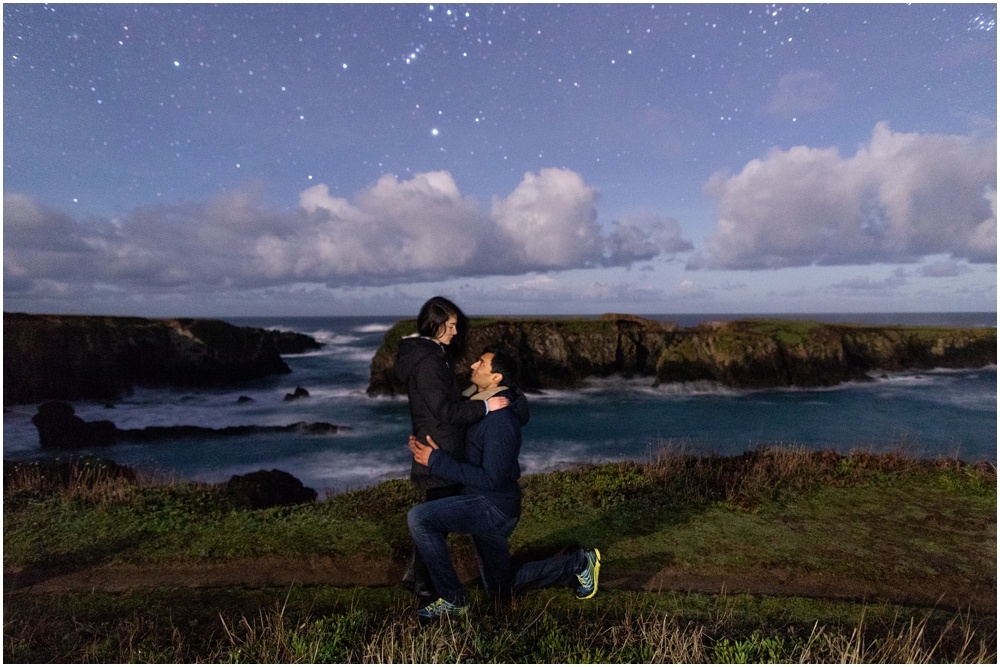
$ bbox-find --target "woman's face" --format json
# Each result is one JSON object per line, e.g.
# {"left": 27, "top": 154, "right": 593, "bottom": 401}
{"left": 432, "top": 315, "right": 458, "bottom": 345}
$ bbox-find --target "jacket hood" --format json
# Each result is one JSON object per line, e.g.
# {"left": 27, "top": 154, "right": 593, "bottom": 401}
{"left": 394, "top": 336, "right": 445, "bottom": 384}
{"left": 501, "top": 386, "right": 531, "bottom": 427}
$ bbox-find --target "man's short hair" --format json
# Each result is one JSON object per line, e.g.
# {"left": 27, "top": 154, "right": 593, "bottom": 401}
{"left": 483, "top": 345, "right": 519, "bottom": 387}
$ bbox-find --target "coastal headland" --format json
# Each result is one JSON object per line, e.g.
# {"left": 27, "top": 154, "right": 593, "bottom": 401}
{"left": 3, "top": 313, "right": 996, "bottom": 661}
{"left": 368, "top": 314, "right": 997, "bottom": 395}
{"left": 3, "top": 312, "right": 321, "bottom": 405}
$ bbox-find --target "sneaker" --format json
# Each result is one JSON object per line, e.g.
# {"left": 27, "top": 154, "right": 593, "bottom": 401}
{"left": 575, "top": 548, "right": 601, "bottom": 600}
{"left": 417, "top": 597, "right": 469, "bottom": 621}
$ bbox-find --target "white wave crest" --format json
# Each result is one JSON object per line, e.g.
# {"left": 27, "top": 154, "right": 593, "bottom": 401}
{"left": 354, "top": 323, "right": 394, "bottom": 333}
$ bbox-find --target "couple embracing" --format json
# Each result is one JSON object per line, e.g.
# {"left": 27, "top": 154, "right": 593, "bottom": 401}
{"left": 395, "top": 296, "right": 600, "bottom": 621}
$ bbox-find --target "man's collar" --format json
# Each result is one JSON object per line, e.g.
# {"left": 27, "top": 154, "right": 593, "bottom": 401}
{"left": 469, "top": 385, "right": 508, "bottom": 401}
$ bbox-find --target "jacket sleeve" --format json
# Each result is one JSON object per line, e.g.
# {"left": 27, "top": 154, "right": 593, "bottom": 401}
{"left": 428, "top": 415, "right": 519, "bottom": 490}
{"left": 415, "top": 355, "right": 487, "bottom": 426}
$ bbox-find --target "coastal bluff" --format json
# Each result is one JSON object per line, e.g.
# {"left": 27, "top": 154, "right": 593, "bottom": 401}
{"left": 367, "top": 314, "right": 996, "bottom": 394}
{"left": 4, "top": 312, "right": 320, "bottom": 405}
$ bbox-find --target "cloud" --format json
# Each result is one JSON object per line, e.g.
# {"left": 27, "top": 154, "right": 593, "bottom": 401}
{"left": 489, "top": 274, "right": 666, "bottom": 304}
{"left": 604, "top": 212, "right": 694, "bottom": 265}
{"left": 918, "top": 258, "right": 972, "bottom": 278}
{"left": 676, "top": 279, "right": 711, "bottom": 299}
{"left": 489, "top": 168, "right": 602, "bottom": 268}
{"left": 767, "top": 70, "right": 836, "bottom": 115}
{"left": 4, "top": 168, "right": 690, "bottom": 298}
{"left": 828, "top": 267, "right": 908, "bottom": 293}
{"left": 700, "top": 123, "right": 997, "bottom": 270}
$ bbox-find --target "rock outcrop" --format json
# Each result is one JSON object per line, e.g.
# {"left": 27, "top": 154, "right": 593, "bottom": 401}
{"left": 4, "top": 313, "right": 321, "bottom": 405}
{"left": 221, "top": 469, "right": 318, "bottom": 509}
{"left": 270, "top": 331, "right": 324, "bottom": 355}
{"left": 31, "top": 401, "right": 118, "bottom": 449}
{"left": 367, "top": 315, "right": 997, "bottom": 394}
{"left": 30, "top": 401, "right": 347, "bottom": 449}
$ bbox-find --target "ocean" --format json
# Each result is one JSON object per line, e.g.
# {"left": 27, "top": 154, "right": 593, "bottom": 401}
{"left": 3, "top": 313, "right": 996, "bottom": 496}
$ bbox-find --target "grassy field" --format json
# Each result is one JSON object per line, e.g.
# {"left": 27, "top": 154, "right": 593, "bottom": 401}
{"left": 4, "top": 446, "right": 996, "bottom": 662}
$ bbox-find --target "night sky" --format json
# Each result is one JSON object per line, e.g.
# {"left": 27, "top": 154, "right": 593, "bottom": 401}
{"left": 4, "top": 3, "right": 996, "bottom": 317}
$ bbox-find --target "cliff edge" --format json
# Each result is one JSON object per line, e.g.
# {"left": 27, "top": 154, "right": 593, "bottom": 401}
{"left": 3, "top": 313, "right": 313, "bottom": 405}
{"left": 367, "top": 315, "right": 996, "bottom": 395}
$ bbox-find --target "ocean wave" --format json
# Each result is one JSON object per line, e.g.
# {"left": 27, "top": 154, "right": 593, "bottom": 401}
{"left": 285, "top": 385, "right": 371, "bottom": 401}
{"left": 258, "top": 449, "right": 411, "bottom": 494}
{"left": 519, "top": 440, "right": 628, "bottom": 475}
{"left": 353, "top": 323, "right": 394, "bottom": 333}
{"left": 308, "top": 330, "right": 361, "bottom": 346}
{"left": 528, "top": 377, "right": 747, "bottom": 403}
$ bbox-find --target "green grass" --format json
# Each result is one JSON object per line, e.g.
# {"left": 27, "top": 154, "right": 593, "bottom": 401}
{"left": 4, "top": 448, "right": 996, "bottom": 662}
{"left": 4, "top": 449, "right": 995, "bottom": 582}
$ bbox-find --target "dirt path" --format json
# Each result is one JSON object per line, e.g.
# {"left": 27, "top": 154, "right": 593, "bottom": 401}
{"left": 5, "top": 556, "right": 992, "bottom": 614}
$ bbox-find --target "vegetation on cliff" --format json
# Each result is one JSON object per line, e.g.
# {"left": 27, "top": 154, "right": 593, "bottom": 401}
{"left": 368, "top": 315, "right": 996, "bottom": 394}
{"left": 3, "top": 313, "right": 320, "bottom": 405}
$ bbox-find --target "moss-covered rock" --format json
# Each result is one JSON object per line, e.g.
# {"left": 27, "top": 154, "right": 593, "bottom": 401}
{"left": 367, "top": 315, "right": 996, "bottom": 394}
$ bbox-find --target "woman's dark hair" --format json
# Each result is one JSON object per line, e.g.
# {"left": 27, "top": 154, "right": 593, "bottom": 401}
{"left": 417, "top": 296, "right": 469, "bottom": 354}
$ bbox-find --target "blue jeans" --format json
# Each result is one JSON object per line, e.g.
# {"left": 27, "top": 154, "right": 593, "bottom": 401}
{"left": 407, "top": 494, "right": 586, "bottom": 606}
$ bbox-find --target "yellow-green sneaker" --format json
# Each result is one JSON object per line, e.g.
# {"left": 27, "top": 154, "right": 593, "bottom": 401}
{"left": 575, "top": 548, "right": 601, "bottom": 600}
{"left": 417, "top": 597, "right": 469, "bottom": 621}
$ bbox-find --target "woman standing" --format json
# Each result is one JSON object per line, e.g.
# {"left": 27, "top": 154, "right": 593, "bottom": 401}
{"left": 394, "top": 296, "right": 508, "bottom": 597}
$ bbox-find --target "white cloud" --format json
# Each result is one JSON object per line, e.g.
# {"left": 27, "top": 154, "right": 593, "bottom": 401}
{"left": 490, "top": 168, "right": 602, "bottom": 268}
{"left": 700, "top": 123, "right": 997, "bottom": 270}
{"left": 4, "top": 169, "right": 690, "bottom": 298}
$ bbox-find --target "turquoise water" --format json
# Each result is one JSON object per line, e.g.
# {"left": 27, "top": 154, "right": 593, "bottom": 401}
{"left": 3, "top": 313, "right": 995, "bottom": 495}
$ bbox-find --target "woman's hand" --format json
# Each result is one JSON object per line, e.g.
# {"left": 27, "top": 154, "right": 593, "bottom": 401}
{"left": 408, "top": 434, "right": 439, "bottom": 466}
{"left": 487, "top": 396, "right": 509, "bottom": 412}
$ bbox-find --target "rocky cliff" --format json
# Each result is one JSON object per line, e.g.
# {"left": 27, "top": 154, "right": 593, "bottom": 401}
{"left": 4, "top": 313, "right": 316, "bottom": 405}
{"left": 367, "top": 314, "right": 996, "bottom": 395}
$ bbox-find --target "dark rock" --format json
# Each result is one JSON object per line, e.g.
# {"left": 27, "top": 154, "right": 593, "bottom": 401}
{"left": 237, "top": 395, "right": 254, "bottom": 403}
{"left": 31, "top": 401, "right": 117, "bottom": 449}
{"left": 269, "top": 330, "right": 324, "bottom": 354}
{"left": 284, "top": 386, "right": 310, "bottom": 401}
{"left": 220, "top": 469, "right": 317, "bottom": 509}
{"left": 4, "top": 312, "right": 294, "bottom": 405}
{"left": 290, "top": 421, "right": 342, "bottom": 434}
{"left": 29, "top": 402, "right": 349, "bottom": 448}
{"left": 367, "top": 315, "right": 997, "bottom": 394}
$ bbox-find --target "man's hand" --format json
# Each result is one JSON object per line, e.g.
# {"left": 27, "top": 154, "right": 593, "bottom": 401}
{"left": 408, "top": 434, "right": 439, "bottom": 466}
{"left": 487, "top": 396, "right": 509, "bottom": 412}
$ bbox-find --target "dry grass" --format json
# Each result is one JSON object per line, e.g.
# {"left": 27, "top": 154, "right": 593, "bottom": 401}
{"left": 205, "top": 594, "right": 995, "bottom": 663}
{"left": 3, "top": 456, "right": 212, "bottom": 508}
{"left": 643, "top": 440, "right": 996, "bottom": 509}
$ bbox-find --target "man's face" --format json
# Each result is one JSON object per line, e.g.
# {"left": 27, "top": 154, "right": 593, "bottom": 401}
{"left": 470, "top": 352, "right": 500, "bottom": 390}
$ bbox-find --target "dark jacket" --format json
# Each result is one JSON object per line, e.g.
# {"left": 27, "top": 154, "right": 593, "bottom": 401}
{"left": 395, "top": 336, "right": 487, "bottom": 490}
{"left": 428, "top": 387, "right": 530, "bottom": 519}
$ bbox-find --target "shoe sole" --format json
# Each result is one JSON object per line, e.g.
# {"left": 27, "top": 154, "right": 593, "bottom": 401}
{"left": 576, "top": 548, "right": 601, "bottom": 600}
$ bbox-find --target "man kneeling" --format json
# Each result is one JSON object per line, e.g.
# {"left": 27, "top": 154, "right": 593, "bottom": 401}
{"left": 407, "top": 345, "right": 600, "bottom": 621}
